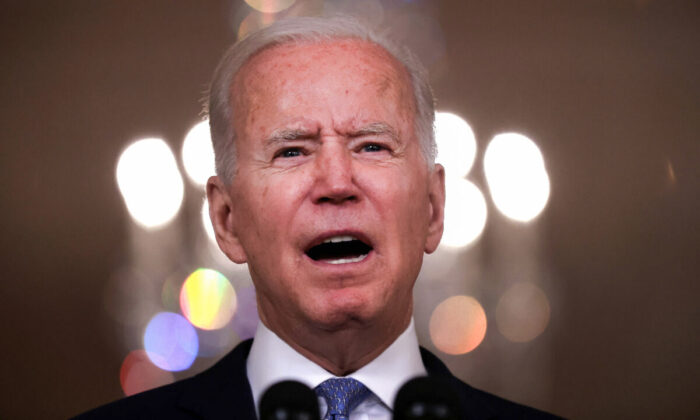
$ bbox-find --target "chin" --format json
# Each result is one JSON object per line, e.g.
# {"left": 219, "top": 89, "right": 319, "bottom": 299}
{"left": 306, "top": 292, "right": 382, "bottom": 331}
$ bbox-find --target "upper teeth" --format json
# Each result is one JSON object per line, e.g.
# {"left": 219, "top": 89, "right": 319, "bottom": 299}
{"left": 322, "top": 235, "right": 356, "bottom": 244}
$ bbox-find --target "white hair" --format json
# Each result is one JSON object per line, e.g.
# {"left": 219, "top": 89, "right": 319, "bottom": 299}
{"left": 207, "top": 15, "right": 436, "bottom": 183}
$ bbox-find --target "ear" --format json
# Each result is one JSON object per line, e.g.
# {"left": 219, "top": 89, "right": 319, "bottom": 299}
{"left": 424, "top": 163, "right": 445, "bottom": 254}
{"left": 206, "top": 175, "right": 248, "bottom": 264}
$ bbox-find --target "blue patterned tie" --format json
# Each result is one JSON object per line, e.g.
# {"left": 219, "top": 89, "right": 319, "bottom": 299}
{"left": 315, "top": 378, "right": 371, "bottom": 420}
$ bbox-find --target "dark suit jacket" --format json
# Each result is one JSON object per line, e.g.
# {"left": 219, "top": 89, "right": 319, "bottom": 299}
{"left": 73, "top": 339, "right": 561, "bottom": 419}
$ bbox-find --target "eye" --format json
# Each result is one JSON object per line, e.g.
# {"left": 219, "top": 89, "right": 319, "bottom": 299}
{"left": 361, "top": 143, "right": 385, "bottom": 153}
{"left": 276, "top": 147, "right": 304, "bottom": 158}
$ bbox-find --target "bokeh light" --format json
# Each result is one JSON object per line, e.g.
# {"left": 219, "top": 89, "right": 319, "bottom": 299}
{"left": 180, "top": 268, "right": 237, "bottom": 330}
{"left": 483, "top": 133, "right": 550, "bottom": 222}
{"left": 201, "top": 198, "right": 216, "bottom": 243}
{"left": 442, "top": 178, "right": 488, "bottom": 248}
{"left": 238, "top": 11, "right": 278, "bottom": 39}
{"left": 116, "top": 138, "right": 184, "bottom": 229}
{"left": 495, "top": 282, "right": 551, "bottom": 343}
{"left": 244, "top": 0, "right": 296, "bottom": 14}
{"left": 429, "top": 295, "right": 487, "bottom": 355}
{"left": 181, "top": 120, "right": 215, "bottom": 187}
{"left": 435, "top": 112, "right": 477, "bottom": 178}
{"left": 120, "top": 350, "right": 174, "bottom": 396}
{"left": 143, "top": 312, "right": 198, "bottom": 371}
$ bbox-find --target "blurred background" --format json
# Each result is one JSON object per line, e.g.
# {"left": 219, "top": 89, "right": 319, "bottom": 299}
{"left": 1, "top": 0, "right": 698, "bottom": 418}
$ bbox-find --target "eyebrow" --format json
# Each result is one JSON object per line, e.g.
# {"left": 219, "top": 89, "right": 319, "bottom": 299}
{"left": 264, "top": 128, "right": 320, "bottom": 147}
{"left": 263, "top": 122, "right": 399, "bottom": 147}
{"left": 348, "top": 122, "right": 399, "bottom": 141}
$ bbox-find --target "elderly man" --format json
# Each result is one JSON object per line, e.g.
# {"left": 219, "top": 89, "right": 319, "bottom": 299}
{"left": 76, "top": 16, "right": 558, "bottom": 420}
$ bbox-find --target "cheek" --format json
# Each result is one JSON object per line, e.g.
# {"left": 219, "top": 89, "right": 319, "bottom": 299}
{"left": 237, "top": 174, "right": 309, "bottom": 241}
{"left": 385, "top": 178, "right": 431, "bottom": 254}
{"left": 383, "top": 172, "right": 429, "bottom": 222}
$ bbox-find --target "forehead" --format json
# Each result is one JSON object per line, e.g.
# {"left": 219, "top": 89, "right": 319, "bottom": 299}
{"left": 230, "top": 38, "right": 415, "bottom": 122}
{"left": 256, "top": 38, "right": 402, "bottom": 72}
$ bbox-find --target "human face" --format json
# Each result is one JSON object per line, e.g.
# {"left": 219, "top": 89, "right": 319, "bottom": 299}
{"left": 209, "top": 40, "right": 444, "bottom": 333}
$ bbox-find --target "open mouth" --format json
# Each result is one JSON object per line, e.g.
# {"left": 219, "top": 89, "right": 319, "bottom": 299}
{"left": 305, "top": 235, "right": 373, "bottom": 264}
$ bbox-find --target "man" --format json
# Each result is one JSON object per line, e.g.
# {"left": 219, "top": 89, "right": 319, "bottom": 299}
{"left": 76, "top": 16, "right": 559, "bottom": 419}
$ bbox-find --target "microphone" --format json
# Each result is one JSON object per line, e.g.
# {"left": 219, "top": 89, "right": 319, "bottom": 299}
{"left": 259, "top": 380, "right": 320, "bottom": 420}
{"left": 393, "top": 376, "right": 462, "bottom": 420}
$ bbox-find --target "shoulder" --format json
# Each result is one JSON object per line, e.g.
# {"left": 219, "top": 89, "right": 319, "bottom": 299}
{"left": 71, "top": 340, "right": 256, "bottom": 420}
{"left": 71, "top": 377, "right": 195, "bottom": 420}
{"left": 449, "top": 380, "right": 563, "bottom": 420}
{"left": 419, "top": 347, "right": 563, "bottom": 420}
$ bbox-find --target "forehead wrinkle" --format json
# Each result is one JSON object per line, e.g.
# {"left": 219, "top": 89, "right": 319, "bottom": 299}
{"left": 232, "top": 38, "right": 417, "bottom": 145}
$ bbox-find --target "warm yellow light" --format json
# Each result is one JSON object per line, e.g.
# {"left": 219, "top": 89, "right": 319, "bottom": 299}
{"left": 429, "top": 295, "right": 487, "bottom": 355}
{"left": 244, "top": 0, "right": 295, "bottom": 14}
{"left": 115, "top": 138, "right": 184, "bottom": 229}
{"left": 238, "top": 11, "right": 278, "bottom": 40}
{"left": 484, "top": 133, "right": 550, "bottom": 222}
{"left": 180, "top": 268, "right": 237, "bottom": 330}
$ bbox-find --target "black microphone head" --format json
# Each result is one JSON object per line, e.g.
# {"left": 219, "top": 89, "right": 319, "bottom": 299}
{"left": 393, "top": 376, "right": 462, "bottom": 420}
{"left": 259, "top": 380, "right": 320, "bottom": 420}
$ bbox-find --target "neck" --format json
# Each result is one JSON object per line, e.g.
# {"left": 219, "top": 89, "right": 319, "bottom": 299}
{"left": 260, "top": 309, "right": 412, "bottom": 376}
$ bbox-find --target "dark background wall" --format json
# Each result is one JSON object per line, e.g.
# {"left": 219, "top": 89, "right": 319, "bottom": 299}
{"left": 1, "top": 1, "right": 698, "bottom": 418}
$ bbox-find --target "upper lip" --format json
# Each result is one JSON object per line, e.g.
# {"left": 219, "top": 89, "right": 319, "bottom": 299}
{"left": 303, "top": 230, "right": 374, "bottom": 253}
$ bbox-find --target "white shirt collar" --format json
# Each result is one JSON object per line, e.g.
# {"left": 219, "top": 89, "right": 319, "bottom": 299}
{"left": 246, "top": 319, "right": 427, "bottom": 414}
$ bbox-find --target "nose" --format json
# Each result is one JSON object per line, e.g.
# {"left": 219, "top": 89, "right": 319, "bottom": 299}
{"left": 310, "top": 143, "right": 359, "bottom": 205}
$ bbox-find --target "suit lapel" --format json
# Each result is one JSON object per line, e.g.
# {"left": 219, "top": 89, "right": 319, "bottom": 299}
{"left": 176, "top": 339, "right": 257, "bottom": 419}
{"left": 420, "top": 346, "right": 498, "bottom": 420}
